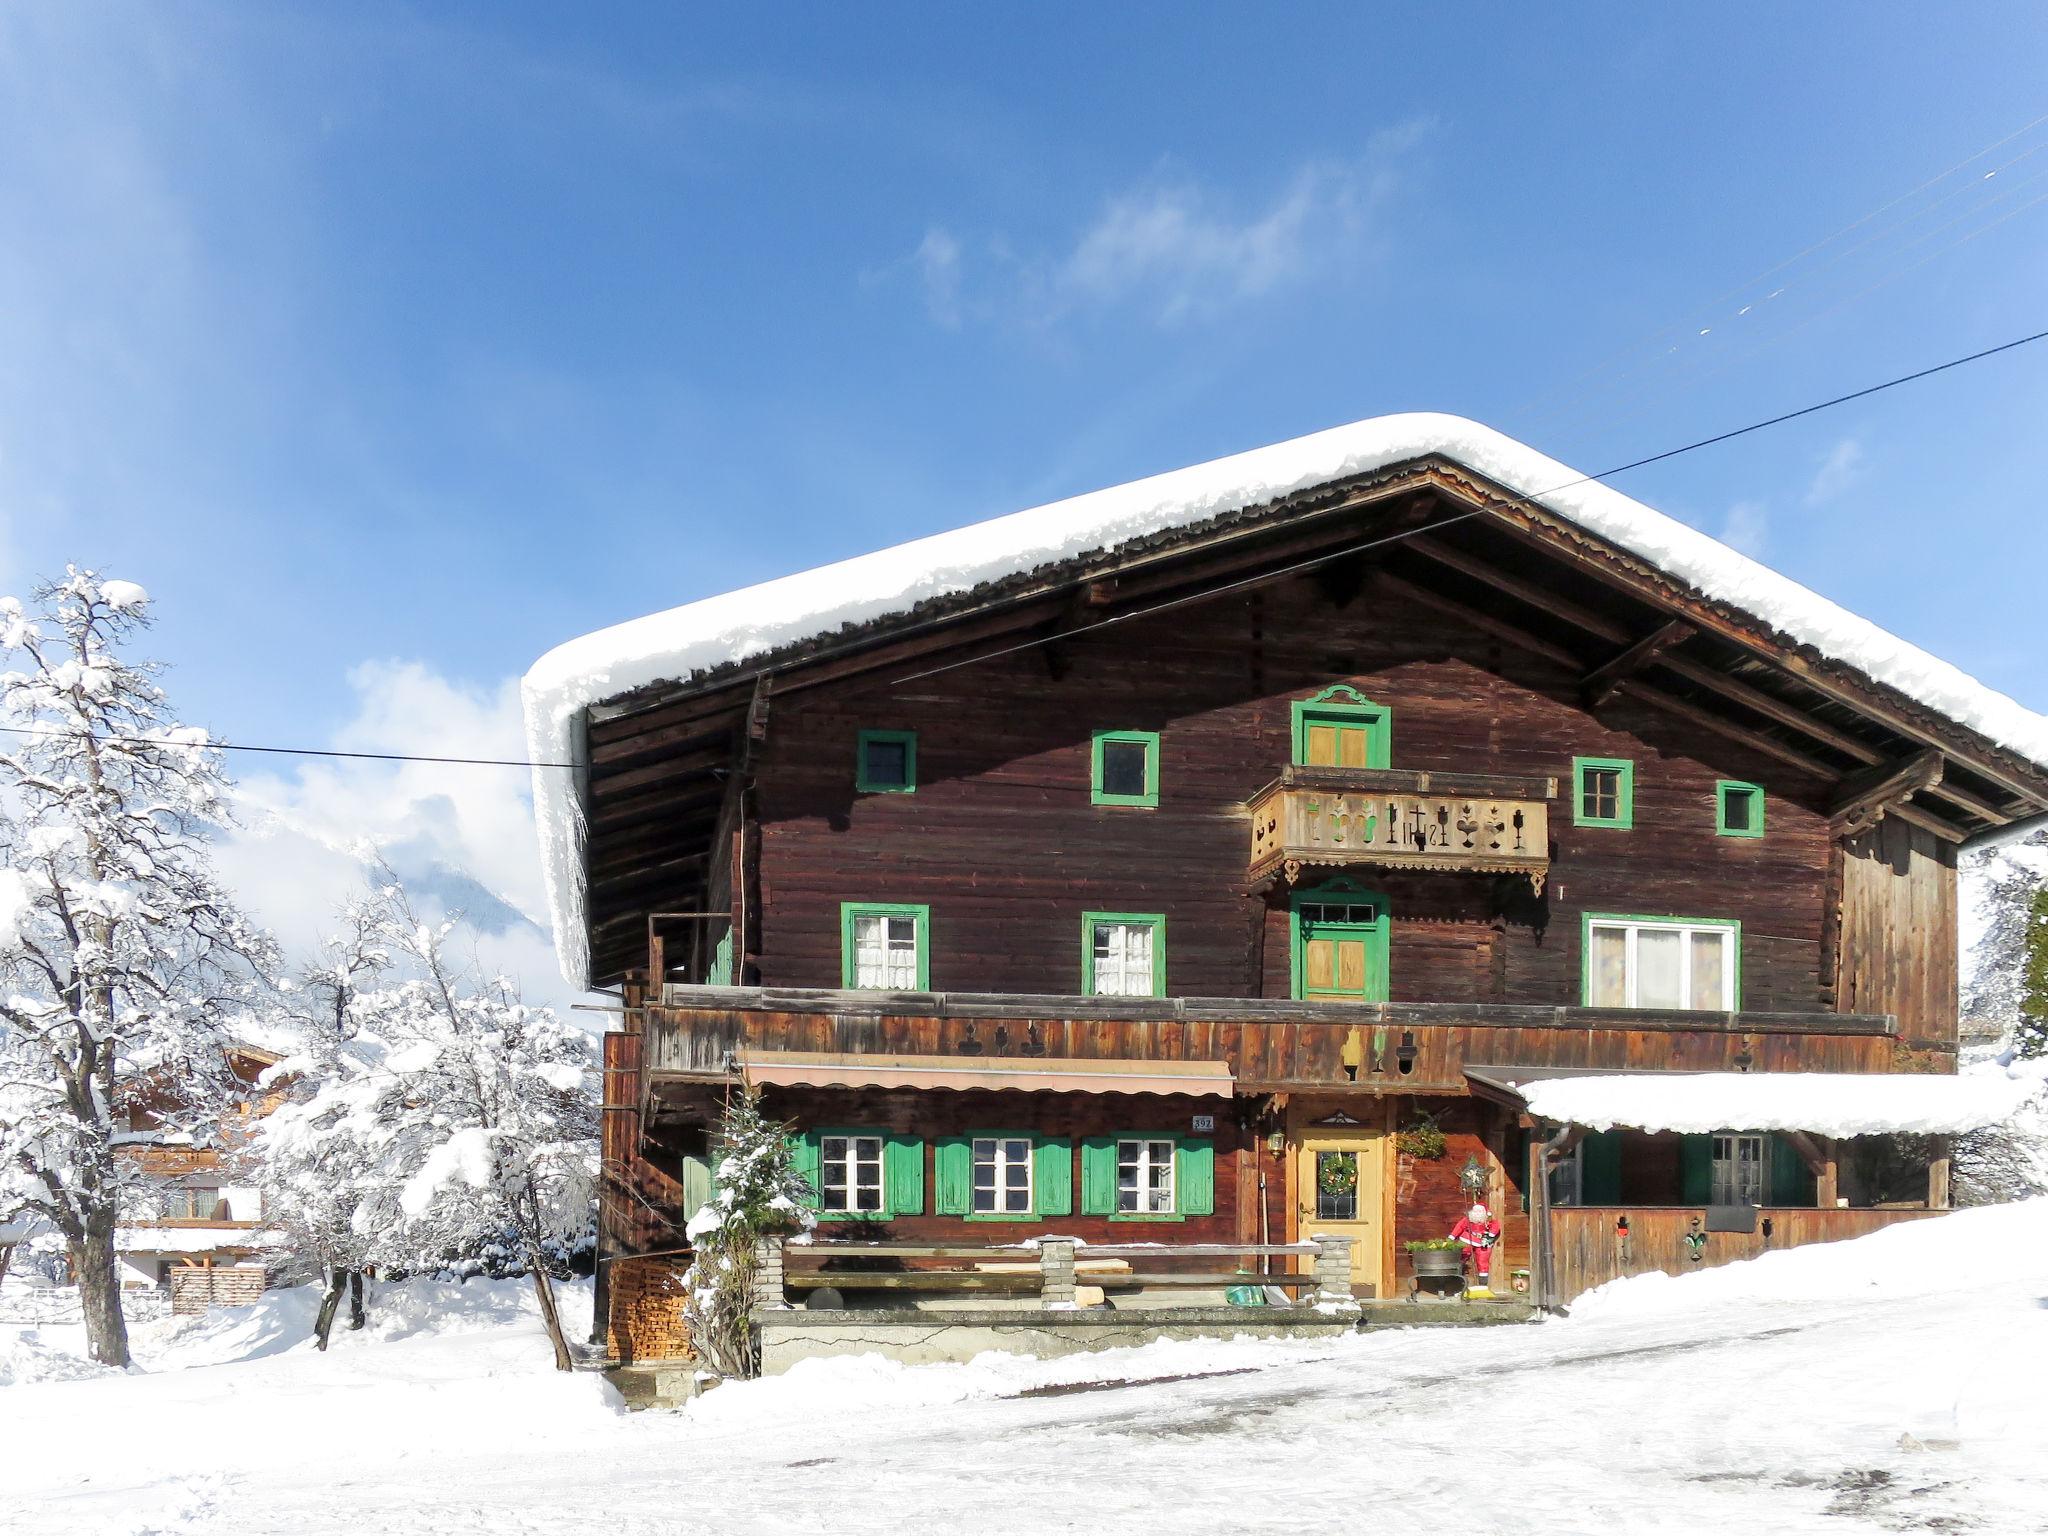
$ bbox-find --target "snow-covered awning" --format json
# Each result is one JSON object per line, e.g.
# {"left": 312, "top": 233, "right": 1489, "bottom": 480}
{"left": 1512, "top": 1070, "right": 2040, "bottom": 1137}
{"left": 738, "top": 1051, "right": 1234, "bottom": 1099}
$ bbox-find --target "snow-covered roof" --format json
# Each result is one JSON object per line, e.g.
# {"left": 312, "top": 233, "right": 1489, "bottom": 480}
{"left": 1520, "top": 1067, "right": 2042, "bottom": 1137}
{"left": 115, "top": 1227, "right": 285, "bottom": 1255}
{"left": 523, "top": 412, "right": 2048, "bottom": 986}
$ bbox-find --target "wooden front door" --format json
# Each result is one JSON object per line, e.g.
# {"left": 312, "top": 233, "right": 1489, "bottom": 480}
{"left": 1293, "top": 895, "right": 1389, "bottom": 1002}
{"left": 1294, "top": 1123, "right": 1388, "bottom": 1295}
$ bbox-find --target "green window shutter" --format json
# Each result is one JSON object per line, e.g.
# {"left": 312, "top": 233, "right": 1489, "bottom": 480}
{"left": 681, "top": 1152, "right": 714, "bottom": 1225}
{"left": 788, "top": 1132, "right": 821, "bottom": 1204}
{"left": 1580, "top": 1130, "right": 1624, "bottom": 1205}
{"left": 933, "top": 1136, "right": 972, "bottom": 1215}
{"left": 1176, "top": 1139, "right": 1215, "bottom": 1217}
{"left": 884, "top": 1134, "right": 925, "bottom": 1217}
{"left": 1079, "top": 1137, "right": 1118, "bottom": 1215}
{"left": 1679, "top": 1134, "right": 1714, "bottom": 1205}
{"left": 1034, "top": 1137, "right": 1073, "bottom": 1217}
{"left": 1769, "top": 1135, "right": 1815, "bottom": 1207}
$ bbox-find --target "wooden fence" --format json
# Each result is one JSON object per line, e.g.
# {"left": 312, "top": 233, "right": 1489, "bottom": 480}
{"left": 1548, "top": 1205, "right": 1945, "bottom": 1303}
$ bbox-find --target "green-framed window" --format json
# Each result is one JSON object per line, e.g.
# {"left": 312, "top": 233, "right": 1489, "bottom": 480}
{"left": 1291, "top": 685, "right": 1391, "bottom": 769}
{"left": 1288, "top": 880, "right": 1390, "bottom": 1002}
{"left": 1091, "top": 730, "right": 1160, "bottom": 807}
{"left": 1582, "top": 913, "right": 1741, "bottom": 1011}
{"left": 1715, "top": 780, "right": 1764, "bottom": 839}
{"left": 840, "top": 902, "right": 931, "bottom": 990}
{"left": 1082, "top": 912, "right": 1166, "bottom": 997}
{"left": 790, "top": 1128, "right": 925, "bottom": 1221}
{"left": 855, "top": 729, "right": 917, "bottom": 794}
{"left": 1080, "top": 1135, "right": 1215, "bottom": 1221}
{"left": 934, "top": 1133, "right": 1073, "bottom": 1221}
{"left": 1573, "top": 756, "right": 1635, "bottom": 829}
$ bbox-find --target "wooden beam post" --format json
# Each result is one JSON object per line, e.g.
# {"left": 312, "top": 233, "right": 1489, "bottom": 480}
{"left": 1928, "top": 1140, "right": 1952, "bottom": 1211}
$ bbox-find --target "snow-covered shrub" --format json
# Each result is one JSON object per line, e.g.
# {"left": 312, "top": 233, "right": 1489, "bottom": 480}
{"left": 0, "top": 570, "right": 277, "bottom": 1367}
{"left": 682, "top": 1091, "right": 814, "bottom": 1378}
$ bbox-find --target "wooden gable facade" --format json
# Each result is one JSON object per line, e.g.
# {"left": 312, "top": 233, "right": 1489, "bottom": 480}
{"left": 571, "top": 452, "right": 2048, "bottom": 1352}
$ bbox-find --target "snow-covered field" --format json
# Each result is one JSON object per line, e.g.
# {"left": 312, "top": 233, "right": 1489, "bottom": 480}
{"left": 7, "top": 1204, "right": 2048, "bottom": 1535}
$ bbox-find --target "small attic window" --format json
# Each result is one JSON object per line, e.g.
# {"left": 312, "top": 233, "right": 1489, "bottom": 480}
{"left": 856, "top": 730, "right": 917, "bottom": 794}
{"left": 1716, "top": 780, "right": 1764, "bottom": 839}
{"left": 1092, "top": 730, "right": 1159, "bottom": 807}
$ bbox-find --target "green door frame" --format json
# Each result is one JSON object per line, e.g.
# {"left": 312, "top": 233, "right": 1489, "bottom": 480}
{"left": 1288, "top": 879, "right": 1391, "bottom": 1001}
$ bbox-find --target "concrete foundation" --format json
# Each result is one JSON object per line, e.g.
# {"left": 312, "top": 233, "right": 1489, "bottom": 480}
{"left": 757, "top": 1306, "right": 1365, "bottom": 1373}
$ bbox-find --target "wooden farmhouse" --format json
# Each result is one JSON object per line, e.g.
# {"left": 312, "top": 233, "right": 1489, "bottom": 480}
{"left": 523, "top": 414, "right": 2048, "bottom": 1364}
{"left": 115, "top": 1043, "right": 289, "bottom": 1314}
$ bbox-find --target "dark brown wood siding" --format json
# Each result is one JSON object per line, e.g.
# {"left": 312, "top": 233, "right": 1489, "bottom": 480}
{"left": 750, "top": 574, "right": 1840, "bottom": 1009}
{"left": 1836, "top": 814, "right": 1959, "bottom": 1044}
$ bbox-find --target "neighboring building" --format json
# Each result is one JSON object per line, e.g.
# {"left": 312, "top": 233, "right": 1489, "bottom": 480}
{"left": 523, "top": 415, "right": 2048, "bottom": 1356}
{"left": 115, "top": 1043, "right": 288, "bottom": 1307}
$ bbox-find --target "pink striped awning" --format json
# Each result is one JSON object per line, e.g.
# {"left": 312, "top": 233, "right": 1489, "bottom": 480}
{"left": 737, "top": 1051, "right": 1234, "bottom": 1098}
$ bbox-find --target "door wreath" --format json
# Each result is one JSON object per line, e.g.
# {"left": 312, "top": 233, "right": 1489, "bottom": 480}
{"left": 1318, "top": 1152, "right": 1358, "bottom": 1197}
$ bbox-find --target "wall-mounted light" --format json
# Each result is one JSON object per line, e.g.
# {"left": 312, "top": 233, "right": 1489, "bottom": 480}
{"left": 1266, "top": 1130, "right": 1287, "bottom": 1157}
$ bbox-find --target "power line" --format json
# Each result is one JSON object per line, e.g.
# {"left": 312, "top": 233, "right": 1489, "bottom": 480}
{"left": 1, "top": 324, "right": 2043, "bottom": 765}
{"left": 0, "top": 722, "right": 570, "bottom": 770}
{"left": 887, "top": 326, "right": 2048, "bottom": 689}
{"left": 1511, "top": 108, "right": 2048, "bottom": 427}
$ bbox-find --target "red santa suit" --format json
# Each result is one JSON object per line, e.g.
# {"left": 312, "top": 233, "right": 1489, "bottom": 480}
{"left": 1449, "top": 1203, "right": 1502, "bottom": 1286}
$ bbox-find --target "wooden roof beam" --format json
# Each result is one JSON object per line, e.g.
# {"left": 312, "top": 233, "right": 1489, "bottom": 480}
{"left": 1581, "top": 619, "right": 1694, "bottom": 708}
{"left": 1830, "top": 749, "right": 1945, "bottom": 838}
{"left": 1452, "top": 483, "right": 2048, "bottom": 811}
{"left": 1376, "top": 568, "right": 1967, "bottom": 841}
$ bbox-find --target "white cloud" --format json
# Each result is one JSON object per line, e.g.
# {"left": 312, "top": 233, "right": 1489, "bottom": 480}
{"left": 1719, "top": 500, "right": 1769, "bottom": 558}
{"left": 913, "top": 228, "right": 964, "bottom": 330}
{"left": 910, "top": 121, "right": 1430, "bottom": 330}
{"left": 212, "top": 660, "right": 590, "bottom": 1017}
{"left": 1803, "top": 437, "right": 1864, "bottom": 507}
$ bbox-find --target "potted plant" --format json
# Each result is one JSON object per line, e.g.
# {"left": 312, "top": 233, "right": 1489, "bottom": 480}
{"left": 1405, "top": 1237, "right": 1465, "bottom": 1299}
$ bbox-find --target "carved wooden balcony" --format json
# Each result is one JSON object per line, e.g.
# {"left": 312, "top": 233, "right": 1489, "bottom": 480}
{"left": 1247, "top": 766, "right": 1556, "bottom": 890}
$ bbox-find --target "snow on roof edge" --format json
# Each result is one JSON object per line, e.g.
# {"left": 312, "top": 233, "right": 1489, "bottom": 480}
{"left": 1520, "top": 1067, "right": 2042, "bottom": 1137}
{"left": 523, "top": 411, "right": 2048, "bottom": 988}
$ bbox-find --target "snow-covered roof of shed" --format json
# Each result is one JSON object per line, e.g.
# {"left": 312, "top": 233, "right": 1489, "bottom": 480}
{"left": 523, "top": 411, "right": 2048, "bottom": 987}
{"left": 1520, "top": 1066, "right": 2042, "bottom": 1137}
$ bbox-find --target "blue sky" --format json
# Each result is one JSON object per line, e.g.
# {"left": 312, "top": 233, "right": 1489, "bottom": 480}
{"left": 1, "top": 4, "right": 2044, "bottom": 999}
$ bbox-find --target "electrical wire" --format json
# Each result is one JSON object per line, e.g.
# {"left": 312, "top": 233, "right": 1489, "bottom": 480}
{"left": 0, "top": 326, "right": 2042, "bottom": 764}
{"left": 884, "top": 327, "right": 2048, "bottom": 690}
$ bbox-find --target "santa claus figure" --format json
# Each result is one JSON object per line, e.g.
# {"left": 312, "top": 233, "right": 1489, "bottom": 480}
{"left": 1449, "top": 1202, "right": 1502, "bottom": 1295}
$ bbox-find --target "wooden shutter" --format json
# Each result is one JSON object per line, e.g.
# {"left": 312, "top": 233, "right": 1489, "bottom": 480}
{"left": 788, "top": 1132, "right": 821, "bottom": 1204}
{"left": 933, "top": 1135, "right": 972, "bottom": 1215}
{"left": 1580, "top": 1130, "right": 1624, "bottom": 1205}
{"left": 1769, "top": 1135, "right": 1815, "bottom": 1207}
{"left": 1079, "top": 1136, "right": 1118, "bottom": 1215}
{"left": 681, "top": 1152, "right": 714, "bottom": 1225}
{"left": 1034, "top": 1138, "right": 1072, "bottom": 1217}
{"left": 1176, "top": 1139, "right": 1215, "bottom": 1216}
{"left": 884, "top": 1134, "right": 925, "bottom": 1218}
{"left": 1679, "top": 1134, "right": 1714, "bottom": 1204}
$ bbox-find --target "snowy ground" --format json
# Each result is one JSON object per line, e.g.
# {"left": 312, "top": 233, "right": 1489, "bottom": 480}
{"left": 7, "top": 1204, "right": 2048, "bottom": 1535}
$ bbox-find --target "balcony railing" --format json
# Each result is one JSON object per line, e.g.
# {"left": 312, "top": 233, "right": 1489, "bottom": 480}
{"left": 1247, "top": 766, "right": 1554, "bottom": 889}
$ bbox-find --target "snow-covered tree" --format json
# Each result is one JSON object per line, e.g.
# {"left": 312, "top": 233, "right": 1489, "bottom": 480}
{"left": 2018, "top": 886, "right": 2048, "bottom": 1060}
{"left": 259, "top": 878, "right": 598, "bottom": 1368}
{"left": 1963, "top": 829, "right": 2047, "bottom": 1046}
{"left": 682, "top": 1091, "right": 814, "bottom": 1378}
{"left": 0, "top": 571, "right": 276, "bottom": 1367}
{"left": 259, "top": 899, "right": 391, "bottom": 1348}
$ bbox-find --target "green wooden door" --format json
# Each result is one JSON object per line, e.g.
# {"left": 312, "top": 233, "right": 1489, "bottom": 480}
{"left": 1293, "top": 897, "right": 1389, "bottom": 1002}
